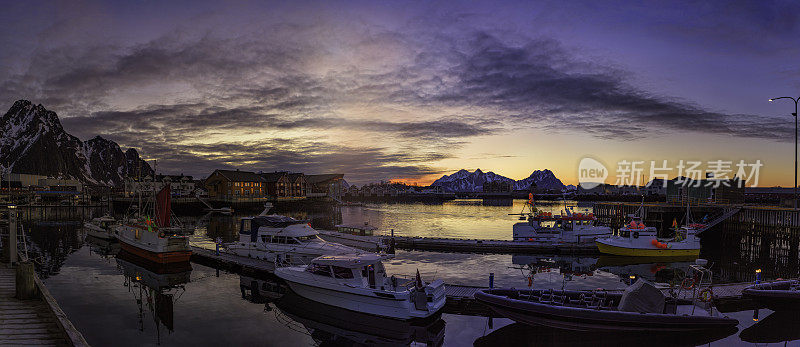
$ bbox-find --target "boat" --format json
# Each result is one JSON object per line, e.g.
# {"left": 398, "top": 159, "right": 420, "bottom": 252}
{"left": 273, "top": 289, "right": 446, "bottom": 346}
{"left": 475, "top": 279, "right": 738, "bottom": 332}
{"left": 275, "top": 253, "right": 446, "bottom": 320}
{"left": 741, "top": 280, "right": 800, "bottom": 311}
{"left": 116, "top": 184, "right": 192, "bottom": 264}
{"left": 84, "top": 215, "right": 118, "bottom": 240}
{"left": 595, "top": 199, "right": 700, "bottom": 257}
{"left": 511, "top": 197, "right": 610, "bottom": 244}
{"left": 224, "top": 214, "right": 365, "bottom": 265}
{"left": 317, "top": 223, "right": 393, "bottom": 252}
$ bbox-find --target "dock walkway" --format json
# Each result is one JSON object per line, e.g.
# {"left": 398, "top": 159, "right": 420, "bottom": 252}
{"left": 391, "top": 236, "right": 600, "bottom": 254}
{"left": 0, "top": 265, "right": 68, "bottom": 346}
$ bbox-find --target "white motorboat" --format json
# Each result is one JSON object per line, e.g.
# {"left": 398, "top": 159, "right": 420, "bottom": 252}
{"left": 84, "top": 215, "right": 118, "bottom": 240}
{"left": 275, "top": 253, "right": 446, "bottom": 320}
{"left": 224, "top": 214, "right": 363, "bottom": 265}
{"left": 317, "top": 223, "right": 392, "bottom": 252}
{"left": 512, "top": 205, "right": 611, "bottom": 244}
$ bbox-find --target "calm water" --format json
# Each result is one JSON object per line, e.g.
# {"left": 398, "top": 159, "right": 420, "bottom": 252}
{"left": 18, "top": 200, "right": 800, "bottom": 346}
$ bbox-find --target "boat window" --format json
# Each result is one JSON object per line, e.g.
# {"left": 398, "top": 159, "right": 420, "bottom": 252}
{"left": 242, "top": 219, "right": 251, "bottom": 232}
{"left": 260, "top": 235, "right": 270, "bottom": 243}
{"left": 332, "top": 266, "right": 354, "bottom": 279}
{"left": 296, "top": 235, "right": 319, "bottom": 241}
{"left": 286, "top": 238, "right": 299, "bottom": 244}
{"left": 306, "top": 264, "right": 332, "bottom": 277}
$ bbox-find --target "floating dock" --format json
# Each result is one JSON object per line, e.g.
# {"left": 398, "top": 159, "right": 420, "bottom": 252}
{"left": 391, "top": 236, "right": 600, "bottom": 254}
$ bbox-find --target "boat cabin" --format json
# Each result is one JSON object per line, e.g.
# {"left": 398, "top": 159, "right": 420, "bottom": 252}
{"left": 305, "top": 254, "right": 393, "bottom": 289}
{"left": 239, "top": 215, "right": 320, "bottom": 243}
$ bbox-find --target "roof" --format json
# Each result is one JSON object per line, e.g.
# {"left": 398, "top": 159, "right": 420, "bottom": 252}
{"left": 311, "top": 253, "right": 384, "bottom": 268}
{"left": 286, "top": 173, "right": 305, "bottom": 182}
{"left": 306, "top": 174, "right": 344, "bottom": 184}
{"left": 260, "top": 172, "right": 287, "bottom": 183}
{"left": 213, "top": 170, "right": 264, "bottom": 182}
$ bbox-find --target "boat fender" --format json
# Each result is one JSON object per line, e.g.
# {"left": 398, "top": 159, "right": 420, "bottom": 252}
{"left": 681, "top": 278, "right": 695, "bottom": 290}
{"left": 650, "top": 239, "right": 658, "bottom": 246}
{"left": 633, "top": 231, "right": 639, "bottom": 239}
{"left": 699, "top": 288, "right": 713, "bottom": 302}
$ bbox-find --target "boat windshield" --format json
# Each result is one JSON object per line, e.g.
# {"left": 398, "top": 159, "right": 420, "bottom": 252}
{"left": 296, "top": 235, "right": 319, "bottom": 242}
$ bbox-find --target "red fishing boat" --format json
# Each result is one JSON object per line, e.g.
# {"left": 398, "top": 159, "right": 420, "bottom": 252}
{"left": 116, "top": 185, "right": 192, "bottom": 264}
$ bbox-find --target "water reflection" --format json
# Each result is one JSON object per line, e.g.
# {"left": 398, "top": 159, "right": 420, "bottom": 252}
{"left": 739, "top": 310, "right": 800, "bottom": 343}
{"left": 474, "top": 322, "right": 738, "bottom": 347}
{"left": 239, "top": 275, "right": 446, "bottom": 346}
{"left": 116, "top": 250, "right": 192, "bottom": 344}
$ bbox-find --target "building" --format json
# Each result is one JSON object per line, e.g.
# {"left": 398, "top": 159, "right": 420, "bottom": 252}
{"left": 306, "top": 174, "right": 345, "bottom": 199}
{"left": 259, "top": 172, "right": 309, "bottom": 198}
{"left": 483, "top": 181, "right": 512, "bottom": 193}
{"left": 204, "top": 170, "right": 266, "bottom": 198}
{"left": 666, "top": 176, "right": 745, "bottom": 204}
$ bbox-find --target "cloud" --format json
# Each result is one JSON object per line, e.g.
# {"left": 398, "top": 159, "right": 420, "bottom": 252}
{"left": 0, "top": 6, "right": 793, "bottom": 183}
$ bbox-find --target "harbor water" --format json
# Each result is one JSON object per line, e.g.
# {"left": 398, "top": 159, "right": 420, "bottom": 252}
{"left": 20, "top": 200, "right": 800, "bottom": 346}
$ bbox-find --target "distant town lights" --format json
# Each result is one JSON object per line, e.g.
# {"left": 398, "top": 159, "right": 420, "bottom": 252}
{"left": 755, "top": 269, "right": 761, "bottom": 273}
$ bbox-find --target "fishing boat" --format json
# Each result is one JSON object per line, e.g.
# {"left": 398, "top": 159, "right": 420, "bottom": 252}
{"left": 741, "top": 280, "right": 800, "bottom": 311}
{"left": 116, "top": 185, "right": 192, "bottom": 264}
{"left": 510, "top": 195, "right": 610, "bottom": 244}
{"left": 224, "top": 214, "right": 363, "bottom": 265}
{"left": 274, "top": 253, "right": 446, "bottom": 320}
{"left": 475, "top": 278, "right": 737, "bottom": 332}
{"left": 595, "top": 200, "right": 700, "bottom": 257}
{"left": 84, "top": 215, "right": 118, "bottom": 240}
{"left": 317, "top": 223, "right": 393, "bottom": 252}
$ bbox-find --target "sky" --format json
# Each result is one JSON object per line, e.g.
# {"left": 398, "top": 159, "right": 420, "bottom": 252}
{"left": 1, "top": 0, "right": 799, "bottom": 186}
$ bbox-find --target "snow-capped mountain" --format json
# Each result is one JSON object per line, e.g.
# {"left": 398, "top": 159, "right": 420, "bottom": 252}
{"left": 512, "top": 169, "right": 566, "bottom": 191}
{"left": 432, "top": 168, "right": 566, "bottom": 192}
{"left": 0, "top": 100, "right": 153, "bottom": 186}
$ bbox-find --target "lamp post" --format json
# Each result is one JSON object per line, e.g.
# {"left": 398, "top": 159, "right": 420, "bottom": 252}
{"left": 769, "top": 96, "right": 799, "bottom": 209}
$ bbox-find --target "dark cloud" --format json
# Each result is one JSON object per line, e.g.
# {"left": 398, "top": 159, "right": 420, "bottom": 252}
{"left": 0, "top": 6, "right": 793, "bottom": 183}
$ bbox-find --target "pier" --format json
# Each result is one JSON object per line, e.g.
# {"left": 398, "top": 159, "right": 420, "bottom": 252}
{"left": 391, "top": 236, "right": 600, "bottom": 254}
{"left": 1, "top": 207, "right": 88, "bottom": 346}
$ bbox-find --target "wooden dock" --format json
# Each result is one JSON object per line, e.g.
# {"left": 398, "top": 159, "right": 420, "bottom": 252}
{"left": 392, "top": 236, "right": 600, "bottom": 254}
{"left": 0, "top": 264, "right": 74, "bottom": 346}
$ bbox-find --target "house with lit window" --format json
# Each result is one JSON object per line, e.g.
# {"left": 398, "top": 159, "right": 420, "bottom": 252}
{"left": 204, "top": 169, "right": 266, "bottom": 198}
{"left": 260, "top": 171, "right": 308, "bottom": 198}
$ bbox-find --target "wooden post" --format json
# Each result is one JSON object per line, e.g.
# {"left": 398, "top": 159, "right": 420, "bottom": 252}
{"left": 16, "top": 261, "right": 36, "bottom": 299}
{"left": 8, "top": 206, "right": 17, "bottom": 265}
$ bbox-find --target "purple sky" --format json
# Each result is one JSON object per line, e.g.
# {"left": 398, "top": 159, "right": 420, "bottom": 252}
{"left": 1, "top": 0, "right": 799, "bottom": 185}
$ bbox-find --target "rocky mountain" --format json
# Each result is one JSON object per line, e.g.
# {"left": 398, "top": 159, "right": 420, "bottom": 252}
{"left": 0, "top": 100, "right": 152, "bottom": 186}
{"left": 432, "top": 168, "right": 566, "bottom": 192}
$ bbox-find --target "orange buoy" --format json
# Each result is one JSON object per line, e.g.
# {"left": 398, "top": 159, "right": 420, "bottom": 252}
{"left": 651, "top": 239, "right": 658, "bottom": 246}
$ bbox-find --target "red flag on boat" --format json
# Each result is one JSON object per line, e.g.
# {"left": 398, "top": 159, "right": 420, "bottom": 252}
{"left": 155, "top": 185, "right": 171, "bottom": 228}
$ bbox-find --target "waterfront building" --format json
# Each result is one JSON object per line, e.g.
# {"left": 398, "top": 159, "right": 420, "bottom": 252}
{"left": 204, "top": 170, "right": 266, "bottom": 198}
{"left": 306, "top": 174, "right": 345, "bottom": 199}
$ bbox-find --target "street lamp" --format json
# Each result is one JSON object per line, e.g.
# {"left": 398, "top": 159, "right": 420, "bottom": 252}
{"left": 770, "top": 96, "right": 799, "bottom": 209}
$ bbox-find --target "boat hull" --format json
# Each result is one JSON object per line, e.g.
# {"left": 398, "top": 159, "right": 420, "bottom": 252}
{"left": 742, "top": 280, "right": 800, "bottom": 311}
{"left": 119, "top": 241, "right": 191, "bottom": 264}
{"left": 476, "top": 289, "right": 738, "bottom": 332}
{"left": 595, "top": 240, "right": 700, "bottom": 257}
